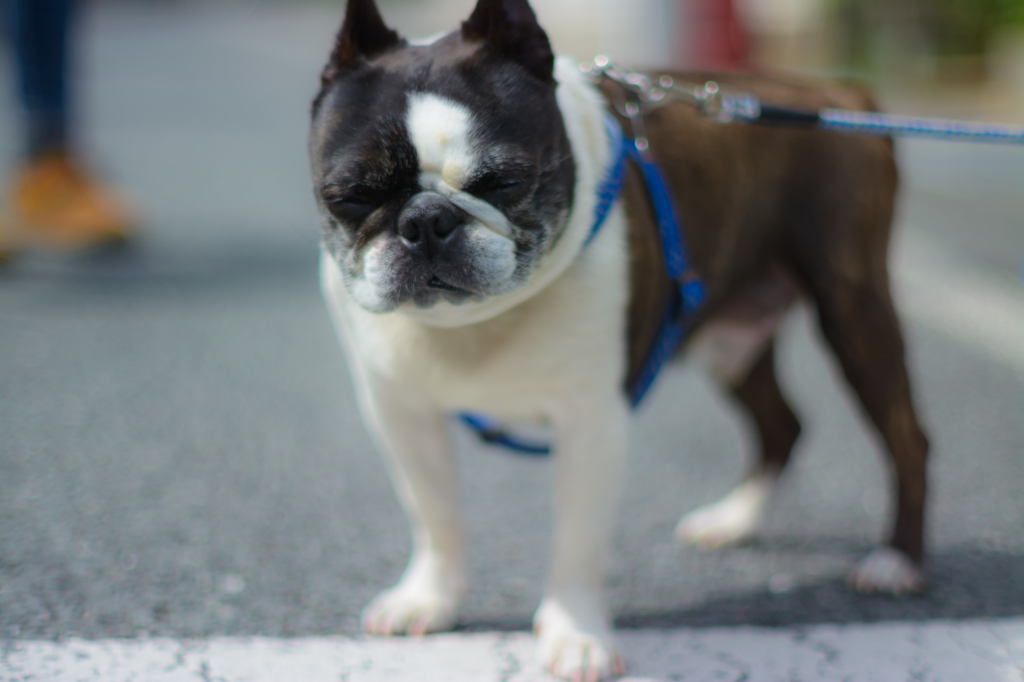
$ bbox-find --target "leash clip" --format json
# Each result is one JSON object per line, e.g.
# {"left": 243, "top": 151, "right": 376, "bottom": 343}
{"left": 623, "top": 99, "right": 653, "bottom": 159}
{"left": 582, "top": 56, "right": 762, "bottom": 125}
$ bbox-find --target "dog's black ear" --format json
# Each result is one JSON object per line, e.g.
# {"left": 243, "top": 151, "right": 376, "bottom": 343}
{"left": 322, "top": 0, "right": 401, "bottom": 85}
{"left": 461, "top": 0, "right": 555, "bottom": 84}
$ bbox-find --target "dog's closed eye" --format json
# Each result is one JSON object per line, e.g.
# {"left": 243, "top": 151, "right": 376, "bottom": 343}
{"left": 322, "top": 184, "right": 386, "bottom": 227}
{"left": 327, "top": 197, "right": 376, "bottom": 226}
{"left": 467, "top": 174, "right": 532, "bottom": 205}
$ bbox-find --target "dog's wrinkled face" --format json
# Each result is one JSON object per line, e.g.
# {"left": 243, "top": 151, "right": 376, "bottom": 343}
{"left": 311, "top": 0, "right": 575, "bottom": 317}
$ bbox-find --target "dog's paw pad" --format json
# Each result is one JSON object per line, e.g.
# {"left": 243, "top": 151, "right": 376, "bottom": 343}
{"left": 848, "top": 546, "right": 926, "bottom": 595}
{"left": 361, "top": 586, "right": 458, "bottom": 636}
{"left": 674, "top": 477, "right": 772, "bottom": 549}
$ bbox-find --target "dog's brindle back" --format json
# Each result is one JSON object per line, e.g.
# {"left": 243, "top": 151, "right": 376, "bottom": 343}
{"left": 614, "top": 72, "right": 929, "bottom": 568}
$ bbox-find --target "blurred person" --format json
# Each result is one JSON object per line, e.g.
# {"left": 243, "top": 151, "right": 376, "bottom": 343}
{"left": 1, "top": 0, "right": 136, "bottom": 261}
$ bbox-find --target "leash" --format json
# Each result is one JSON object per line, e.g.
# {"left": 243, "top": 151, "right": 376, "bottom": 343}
{"left": 583, "top": 56, "right": 1024, "bottom": 144}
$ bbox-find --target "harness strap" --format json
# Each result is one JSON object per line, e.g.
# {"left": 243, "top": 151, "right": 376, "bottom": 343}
{"left": 458, "top": 412, "right": 551, "bottom": 456}
{"left": 459, "top": 114, "right": 706, "bottom": 454}
{"left": 624, "top": 142, "right": 705, "bottom": 406}
{"left": 584, "top": 114, "right": 629, "bottom": 247}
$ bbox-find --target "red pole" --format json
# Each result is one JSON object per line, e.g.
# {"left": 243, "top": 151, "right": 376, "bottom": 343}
{"left": 683, "top": 0, "right": 750, "bottom": 70}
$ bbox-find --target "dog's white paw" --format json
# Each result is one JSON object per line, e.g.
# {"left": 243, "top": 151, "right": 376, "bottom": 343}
{"left": 674, "top": 475, "right": 773, "bottom": 549}
{"left": 361, "top": 583, "right": 458, "bottom": 636}
{"left": 848, "top": 546, "right": 926, "bottom": 595}
{"left": 534, "top": 596, "right": 624, "bottom": 682}
{"left": 361, "top": 555, "right": 464, "bottom": 636}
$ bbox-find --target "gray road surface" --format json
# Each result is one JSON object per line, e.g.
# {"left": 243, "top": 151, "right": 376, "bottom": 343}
{"left": 1, "top": 2, "right": 1022, "bottom": 643}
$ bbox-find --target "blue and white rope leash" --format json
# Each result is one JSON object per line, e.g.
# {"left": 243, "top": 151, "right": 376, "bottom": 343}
{"left": 586, "top": 56, "right": 1024, "bottom": 145}
{"left": 772, "top": 106, "right": 1024, "bottom": 143}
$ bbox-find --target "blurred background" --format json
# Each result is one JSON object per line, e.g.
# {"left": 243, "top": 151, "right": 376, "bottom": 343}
{"left": 0, "top": 0, "right": 1021, "bottom": 645}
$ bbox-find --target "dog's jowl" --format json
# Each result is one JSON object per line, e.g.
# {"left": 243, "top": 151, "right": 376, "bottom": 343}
{"left": 310, "top": 0, "right": 929, "bottom": 679}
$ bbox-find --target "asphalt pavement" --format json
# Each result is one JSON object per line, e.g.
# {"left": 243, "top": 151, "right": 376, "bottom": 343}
{"left": 1, "top": 0, "right": 1022, "bottom": 649}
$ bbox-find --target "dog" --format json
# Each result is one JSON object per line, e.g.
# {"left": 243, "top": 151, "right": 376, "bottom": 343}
{"left": 310, "top": 0, "right": 930, "bottom": 679}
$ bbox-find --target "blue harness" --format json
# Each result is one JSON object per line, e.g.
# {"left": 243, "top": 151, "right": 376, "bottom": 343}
{"left": 458, "top": 115, "right": 706, "bottom": 455}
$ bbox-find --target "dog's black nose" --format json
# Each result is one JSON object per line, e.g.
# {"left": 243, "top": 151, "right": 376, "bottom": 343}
{"left": 398, "top": 192, "right": 463, "bottom": 248}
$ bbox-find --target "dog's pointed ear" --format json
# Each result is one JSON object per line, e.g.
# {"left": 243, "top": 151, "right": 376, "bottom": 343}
{"left": 322, "top": 0, "right": 401, "bottom": 85}
{"left": 461, "top": 0, "right": 555, "bottom": 84}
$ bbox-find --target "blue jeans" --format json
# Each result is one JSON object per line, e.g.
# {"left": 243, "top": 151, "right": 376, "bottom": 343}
{"left": 5, "top": 0, "right": 75, "bottom": 156}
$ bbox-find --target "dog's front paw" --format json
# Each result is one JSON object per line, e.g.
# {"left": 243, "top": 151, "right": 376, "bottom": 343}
{"left": 361, "top": 583, "right": 459, "bottom": 636}
{"left": 533, "top": 596, "right": 624, "bottom": 682}
{"left": 361, "top": 556, "right": 464, "bottom": 636}
{"left": 848, "top": 546, "right": 926, "bottom": 595}
{"left": 674, "top": 476, "right": 773, "bottom": 549}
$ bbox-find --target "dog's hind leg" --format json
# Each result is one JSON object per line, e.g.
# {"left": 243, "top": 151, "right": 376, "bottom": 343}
{"left": 676, "top": 339, "right": 801, "bottom": 548}
{"left": 809, "top": 275, "right": 929, "bottom": 594}
{"left": 777, "top": 134, "right": 927, "bottom": 593}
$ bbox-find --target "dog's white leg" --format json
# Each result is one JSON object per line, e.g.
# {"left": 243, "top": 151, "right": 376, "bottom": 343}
{"left": 534, "top": 396, "right": 628, "bottom": 682}
{"left": 678, "top": 315, "right": 799, "bottom": 551}
{"left": 849, "top": 547, "right": 927, "bottom": 595}
{"left": 354, "top": 371, "right": 466, "bottom": 636}
{"left": 674, "top": 471, "right": 777, "bottom": 549}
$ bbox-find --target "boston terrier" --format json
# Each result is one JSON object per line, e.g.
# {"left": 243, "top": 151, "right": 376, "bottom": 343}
{"left": 310, "top": 0, "right": 930, "bottom": 679}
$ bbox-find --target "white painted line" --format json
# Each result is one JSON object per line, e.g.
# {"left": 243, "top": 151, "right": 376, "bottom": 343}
{"left": 893, "top": 231, "right": 1024, "bottom": 377}
{"left": 3, "top": 619, "right": 1023, "bottom": 681}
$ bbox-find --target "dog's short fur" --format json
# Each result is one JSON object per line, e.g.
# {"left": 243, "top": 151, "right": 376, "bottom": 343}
{"left": 311, "top": 1, "right": 930, "bottom": 679}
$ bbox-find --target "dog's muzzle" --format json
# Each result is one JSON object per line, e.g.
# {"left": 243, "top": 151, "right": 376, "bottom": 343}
{"left": 398, "top": 192, "right": 468, "bottom": 256}
{"left": 397, "top": 191, "right": 476, "bottom": 294}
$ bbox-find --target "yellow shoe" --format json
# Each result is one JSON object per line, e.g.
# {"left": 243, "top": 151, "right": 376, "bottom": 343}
{"left": 0, "top": 214, "right": 13, "bottom": 265}
{"left": 3, "top": 153, "right": 137, "bottom": 253}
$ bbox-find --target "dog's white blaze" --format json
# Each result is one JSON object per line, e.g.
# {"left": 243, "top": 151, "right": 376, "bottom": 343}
{"left": 407, "top": 92, "right": 516, "bottom": 304}
{"left": 403, "top": 93, "right": 520, "bottom": 317}
{"left": 407, "top": 93, "right": 475, "bottom": 188}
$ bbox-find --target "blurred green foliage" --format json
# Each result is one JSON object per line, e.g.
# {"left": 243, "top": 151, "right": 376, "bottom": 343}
{"left": 833, "top": 0, "right": 1024, "bottom": 76}
{"left": 929, "top": 0, "right": 1024, "bottom": 56}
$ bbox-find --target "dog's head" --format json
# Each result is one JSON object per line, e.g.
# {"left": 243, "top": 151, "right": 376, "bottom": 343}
{"left": 310, "top": 0, "right": 575, "bottom": 321}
